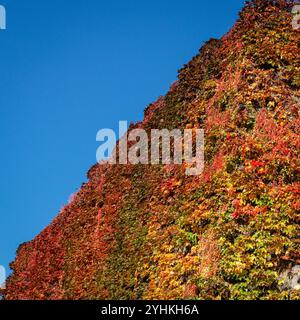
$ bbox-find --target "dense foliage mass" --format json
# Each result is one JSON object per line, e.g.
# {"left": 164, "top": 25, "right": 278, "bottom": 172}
{"left": 5, "top": 0, "right": 300, "bottom": 300}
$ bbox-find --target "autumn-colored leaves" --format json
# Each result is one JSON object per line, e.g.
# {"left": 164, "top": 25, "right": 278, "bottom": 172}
{"left": 5, "top": 0, "right": 300, "bottom": 300}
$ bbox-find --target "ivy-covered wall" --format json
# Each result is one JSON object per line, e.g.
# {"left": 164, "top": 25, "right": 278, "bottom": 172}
{"left": 5, "top": 0, "right": 300, "bottom": 300}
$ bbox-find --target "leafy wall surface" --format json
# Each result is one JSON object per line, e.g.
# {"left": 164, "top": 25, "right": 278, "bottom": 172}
{"left": 5, "top": 0, "right": 300, "bottom": 300}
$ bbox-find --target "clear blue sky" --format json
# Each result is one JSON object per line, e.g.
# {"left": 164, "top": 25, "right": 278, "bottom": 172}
{"left": 0, "top": 0, "right": 244, "bottom": 275}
